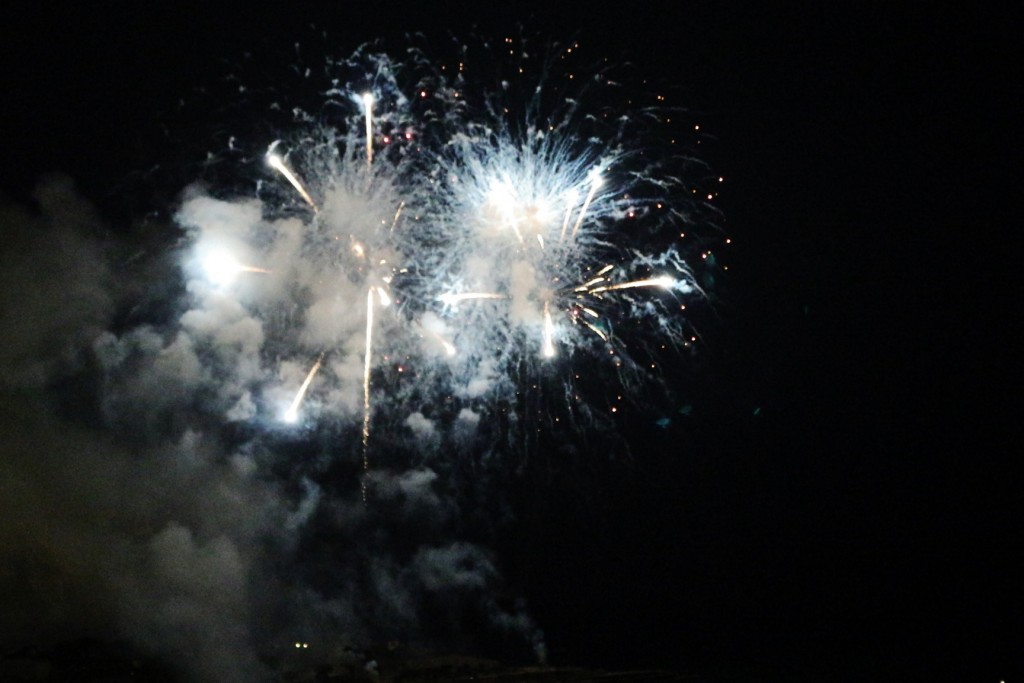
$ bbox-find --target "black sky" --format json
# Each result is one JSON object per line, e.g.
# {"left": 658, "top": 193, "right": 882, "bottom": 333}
{"left": 1, "top": 1, "right": 1019, "bottom": 680}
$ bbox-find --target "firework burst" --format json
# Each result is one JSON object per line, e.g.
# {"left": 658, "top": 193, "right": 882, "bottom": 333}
{"left": 178, "top": 35, "right": 721, "bottom": 487}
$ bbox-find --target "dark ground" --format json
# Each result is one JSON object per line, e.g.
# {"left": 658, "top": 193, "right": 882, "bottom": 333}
{"left": 1, "top": 2, "right": 1018, "bottom": 680}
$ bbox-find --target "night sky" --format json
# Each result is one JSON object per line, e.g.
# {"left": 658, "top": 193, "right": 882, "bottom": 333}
{"left": 1, "top": 2, "right": 1018, "bottom": 681}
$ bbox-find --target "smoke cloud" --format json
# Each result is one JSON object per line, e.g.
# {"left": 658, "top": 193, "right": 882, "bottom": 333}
{"left": 0, "top": 176, "right": 542, "bottom": 682}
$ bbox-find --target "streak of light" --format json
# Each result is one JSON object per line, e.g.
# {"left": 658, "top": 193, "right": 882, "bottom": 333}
{"left": 582, "top": 319, "right": 609, "bottom": 341}
{"left": 569, "top": 168, "right": 603, "bottom": 240}
{"left": 419, "top": 325, "right": 457, "bottom": 357}
{"left": 575, "top": 276, "right": 605, "bottom": 291}
{"left": 362, "top": 93, "right": 374, "bottom": 166}
{"left": 437, "top": 292, "right": 508, "bottom": 305}
{"left": 587, "top": 275, "right": 675, "bottom": 293}
{"left": 510, "top": 222, "right": 525, "bottom": 244}
{"left": 559, "top": 188, "right": 579, "bottom": 242}
{"left": 282, "top": 352, "right": 325, "bottom": 423}
{"left": 267, "top": 153, "right": 318, "bottom": 211}
{"left": 542, "top": 301, "right": 556, "bottom": 358}
{"left": 390, "top": 201, "right": 406, "bottom": 231}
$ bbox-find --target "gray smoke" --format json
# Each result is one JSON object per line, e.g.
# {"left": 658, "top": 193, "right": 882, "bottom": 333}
{"left": 0, "top": 176, "right": 542, "bottom": 682}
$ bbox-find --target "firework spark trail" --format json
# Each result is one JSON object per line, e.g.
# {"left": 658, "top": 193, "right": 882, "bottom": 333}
{"left": 267, "top": 151, "right": 318, "bottom": 211}
{"left": 283, "top": 352, "right": 326, "bottom": 423}
{"left": 362, "top": 93, "right": 374, "bottom": 167}
{"left": 580, "top": 318, "right": 609, "bottom": 342}
{"left": 584, "top": 275, "right": 675, "bottom": 293}
{"left": 542, "top": 301, "right": 556, "bottom": 358}
{"left": 438, "top": 292, "right": 508, "bottom": 304}
{"left": 568, "top": 169, "right": 602, "bottom": 241}
{"left": 558, "top": 189, "right": 578, "bottom": 242}
{"left": 390, "top": 201, "right": 405, "bottom": 231}
{"left": 428, "top": 329, "right": 457, "bottom": 356}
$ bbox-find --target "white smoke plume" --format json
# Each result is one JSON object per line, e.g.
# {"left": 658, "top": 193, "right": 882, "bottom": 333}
{"left": 0, "top": 176, "right": 544, "bottom": 682}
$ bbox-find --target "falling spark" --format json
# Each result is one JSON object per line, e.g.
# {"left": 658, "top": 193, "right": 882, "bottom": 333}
{"left": 437, "top": 292, "right": 508, "bottom": 305}
{"left": 559, "top": 188, "right": 579, "bottom": 242}
{"left": 390, "top": 200, "right": 405, "bottom": 231}
{"left": 362, "top": 92, "right": 374, "bottom": 167}
{"left": 569, "top": 168, "right": 603, "bottom": 240}
{"left": 419, "top": 324, "right": 457, "bottom": 356}
{"left": 582, "top": 319, "right": 609, "bottom": 342}
{"left": 586, "top": 275, "right": 675, "bottom": 293}
{"left": 267, "top": 152, "right": 318, "bottom": 211}
{"left": 542, "top": 301, "right": 556, "bottom": 358}
{"left": 283, "top": 352, "right": 325, "bottom": 424}
{"left": 575, "top": 275, "right": 606, "bottom": 292}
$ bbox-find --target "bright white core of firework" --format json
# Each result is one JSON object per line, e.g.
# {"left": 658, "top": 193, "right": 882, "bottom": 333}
{"left": 176, "top": 43, "right": 713, "bottom": 449}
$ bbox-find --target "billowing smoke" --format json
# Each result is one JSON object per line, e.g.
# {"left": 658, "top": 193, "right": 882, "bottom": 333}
{"left": 0, "top": 175, "right": 543, "bottom": 682}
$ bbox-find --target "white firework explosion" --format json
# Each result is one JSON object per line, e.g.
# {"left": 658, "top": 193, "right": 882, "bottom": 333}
{"left": 177, "top": 35, "right": 722, "bottom": 486}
